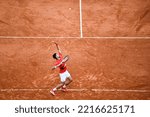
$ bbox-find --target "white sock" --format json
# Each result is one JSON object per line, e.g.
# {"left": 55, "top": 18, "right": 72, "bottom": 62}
{"left": 53, "top": 88, "right": 57, "bottom": 91}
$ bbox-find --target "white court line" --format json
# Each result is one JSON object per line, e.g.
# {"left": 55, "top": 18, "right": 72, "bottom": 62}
{"left": 0, "top": 36, "right": 80, "bottom": 39}
{"left": 79, "top": 0, "right": 83, "bottom": 38}
{"left": 83, "top": 36, "right": 150, "bottom": 39}
{"left": 92, "top": 89, "right": 150, "bottom": 93}
{"left": 0, "top": 89, "right": 150, "bottom": 93}
{"left": 0, "top": 36, "right": 150, "bottom": 39}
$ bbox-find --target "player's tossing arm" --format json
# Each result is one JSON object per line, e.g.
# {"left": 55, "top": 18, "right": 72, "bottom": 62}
{"left": 51, "top": 61, "right": 63, "bottom": 70}
{"left": 53, "top": 42, "right": 61, "bottom": 53}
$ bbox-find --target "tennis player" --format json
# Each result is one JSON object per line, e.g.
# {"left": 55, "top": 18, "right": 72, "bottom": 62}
{"left": 50, "top": 42, "right": 72, "bottom": 96}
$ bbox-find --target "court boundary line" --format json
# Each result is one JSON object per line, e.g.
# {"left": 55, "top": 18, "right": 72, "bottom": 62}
{"left": 79, "top": 0, "right": 83, "bottom": 38}
{"left": 0, "top": 88, "right": 150, "bottom": 93}
{"left": 0, "top": 36, "right": 150, "bottom": 39}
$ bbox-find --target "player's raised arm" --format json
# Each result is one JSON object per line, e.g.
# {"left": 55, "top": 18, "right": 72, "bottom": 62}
{"left": 53, "top": 42, "right": 61, "bottom": 53}
{"left": 62, "top": 55, "right": 69, "bottom": 63}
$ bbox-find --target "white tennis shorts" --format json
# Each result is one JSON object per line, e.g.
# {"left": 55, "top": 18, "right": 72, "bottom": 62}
{"left": 59, "top": 70, "right": 71, "bottom": 82}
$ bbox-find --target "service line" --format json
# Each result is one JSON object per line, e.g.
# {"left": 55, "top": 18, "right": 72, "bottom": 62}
{"left": 0, "top": 88, "right": 150, "bottom": 93}
{"left": 0, "top": 36, "right": 150, "bottom": 39}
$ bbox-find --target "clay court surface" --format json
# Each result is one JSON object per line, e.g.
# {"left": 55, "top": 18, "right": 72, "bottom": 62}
{"left": 0, "top": 0, "right": 150, "bottom": 100}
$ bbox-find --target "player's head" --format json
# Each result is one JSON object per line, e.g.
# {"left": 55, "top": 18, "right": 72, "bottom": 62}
{"left": 52, "top": 53, "right": 60, "bottom": 60}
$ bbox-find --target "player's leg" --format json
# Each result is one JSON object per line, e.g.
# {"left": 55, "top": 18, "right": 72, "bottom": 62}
{"left": 50, "top": 82, "right": 65, "bottom": 96}
{"left": 65, "top": 70, "right": 72, "bottom": 86}
{"left": 50, "top": 73, "right": 66, "bottom": 96}
{"left": 60, "top": 71, "right": 72, "bottom": 91}
{"left": 65, "top": 76, "right": 72, "bottom": 86}
{"left": 54, "top": 82, "right": 65, "bottom": 90}
{"left": 60, "top": 77, "right": 72, "bottom": 92}
{"left": 61, "top": 71, "right": 72, "bottom": 91}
